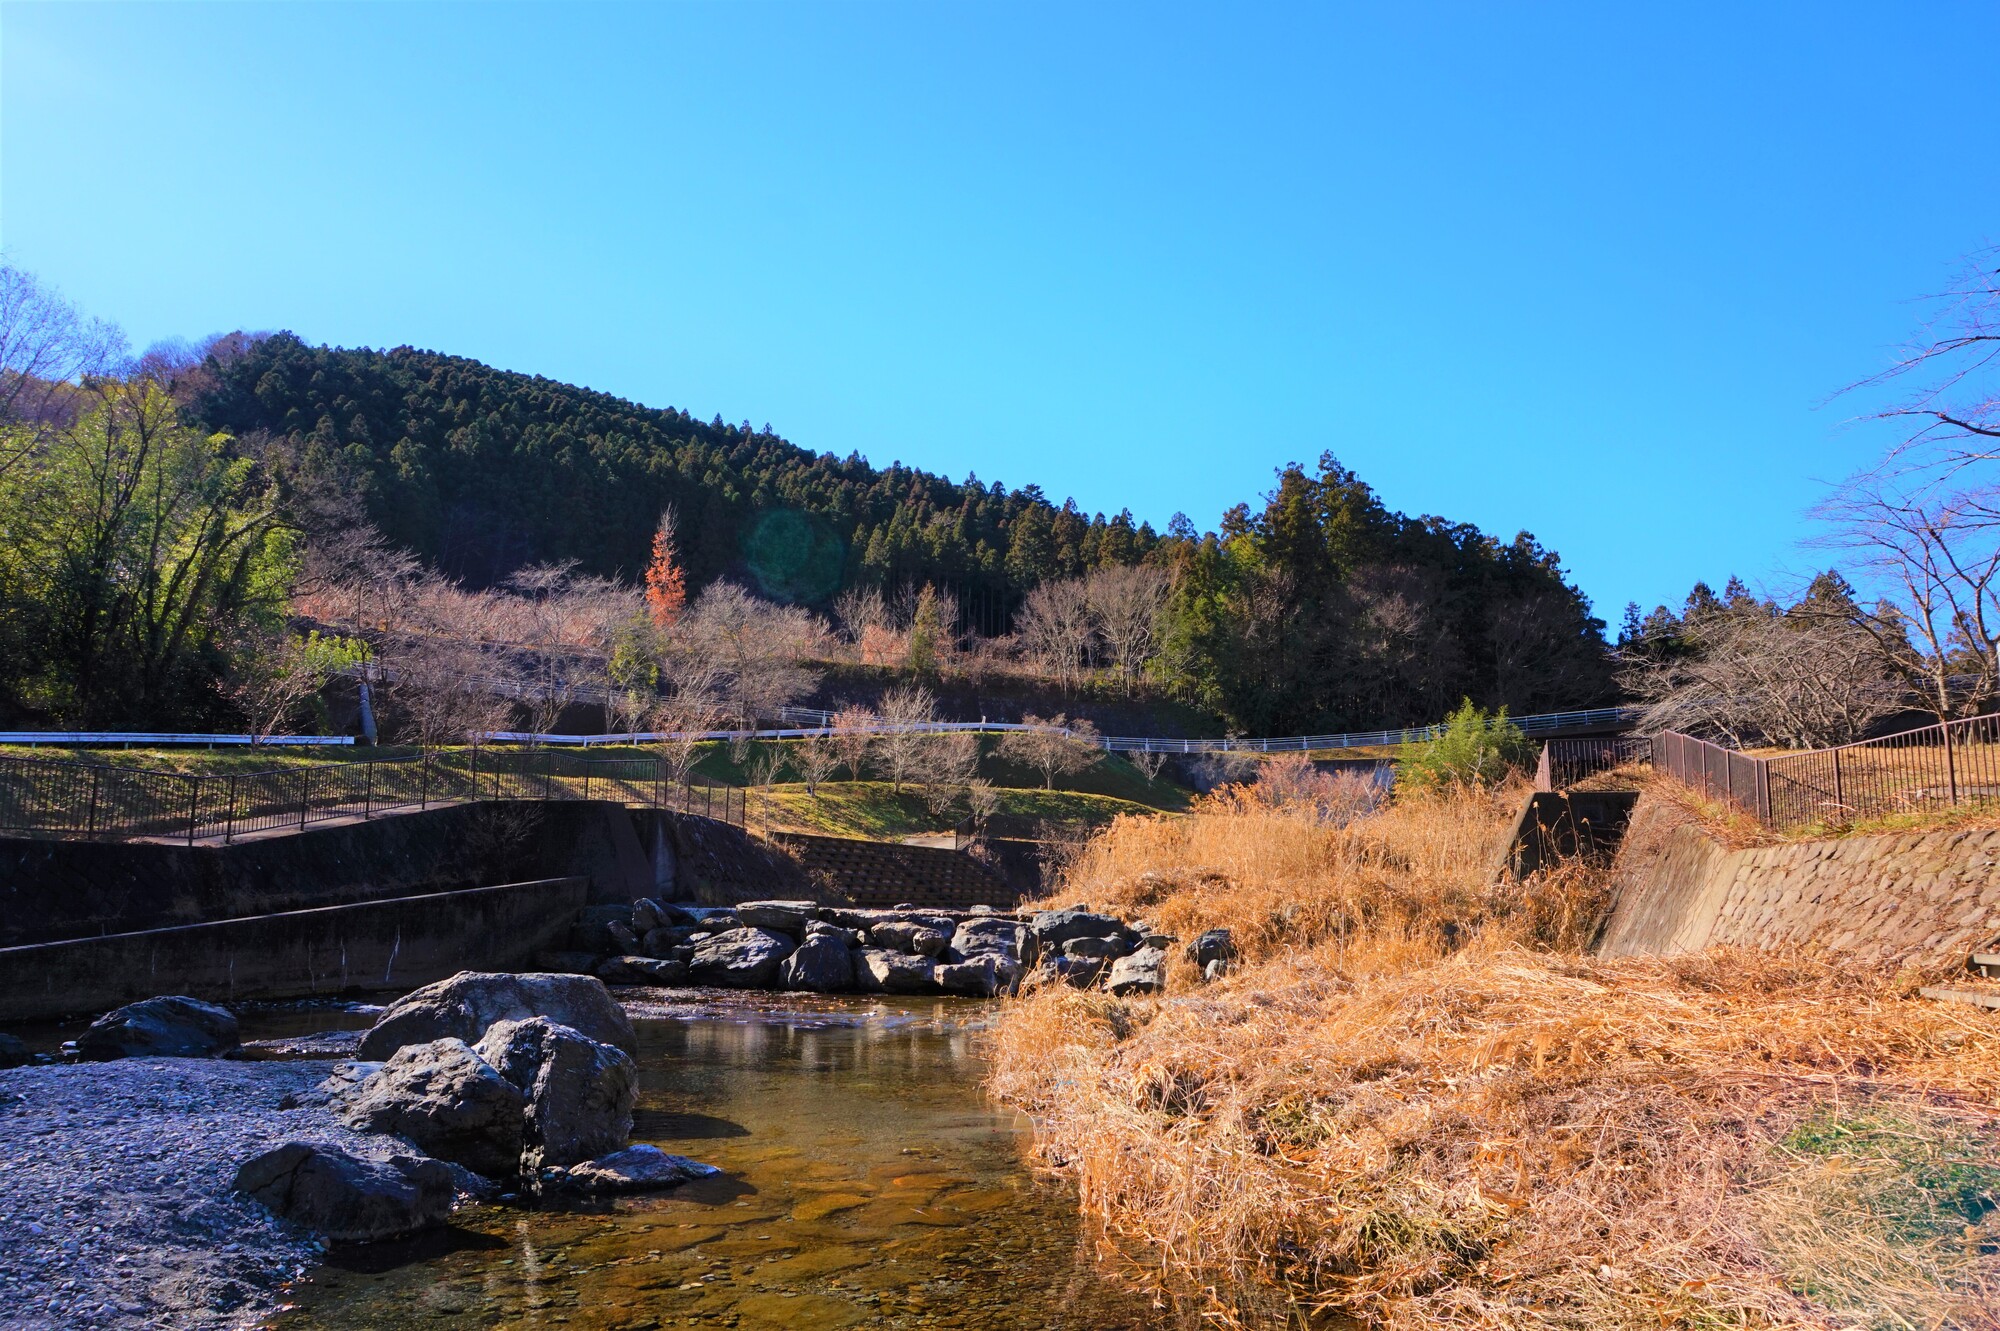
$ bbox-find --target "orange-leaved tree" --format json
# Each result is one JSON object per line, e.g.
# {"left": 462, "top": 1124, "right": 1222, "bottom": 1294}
{"left": 644, "top": 508, "right": 687, "bottom": 627}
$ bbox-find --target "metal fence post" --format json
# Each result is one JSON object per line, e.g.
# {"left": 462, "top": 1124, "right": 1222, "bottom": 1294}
{"left": 1945, "top": 721, "right": 1960, "bottom": 806}
{"left": 470, "top": 744, "right": 480, "bottom": 803}
{"left": 224, "top": 774, "right": 237, "bottom": 843}
{"left": 420, "top": 756, "right": 430, "bottom": 811}
{"left": 187, "top": 775, "right": 200, "bottom": 847}
{"left": 84, "top": 767, "right": 99, "bottom": 839}
{"left": 299, "top": 770, "right": 310, "bottom": 829}
{"left": 1832, "top": 747, "right": 1844, "bottom": 814}
{"left": 364, "top": 761, "right": 374, "bottom": 819}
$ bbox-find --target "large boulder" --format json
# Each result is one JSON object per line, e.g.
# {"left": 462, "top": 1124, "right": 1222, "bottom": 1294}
{"left": 856, "top": 948, "right": 940, "bottom": 994}
{"left": 334, "top": 1038, "right": 527, "bottom": 1178}
{"left": 1031, "top": 908, "right": 1132, "bottom": 950}
{"left": 234, "top": 1142, "right": 455, "bottom": 1243}
{"left": 75, "top": 996, "right": 238, "bottom": 1061}
{"left": 952, "top": 917, "right": 1026, "bottom": 959}
{"left": 686, "top": 928, "right": 794, "bottom": 988}
{"left": 870, "top": 921, "right": 951, "bottom": 957}
{"left": 595, "top": 956, "right": 690, "bottom": 986}
{"left": 537, "top": 1144, "right": 719, "bottom": 1198}
{"left": 1107, "top": 946, "right": 1168, "bottom": 997}
{"left": 358, "top": 972, "right": 635, "bottom": 1060}
{"left": 642, "top": 926, "right": 700, "bottom": 957}
{"left": 937, "top": 956, "right": 1007, "bottom": 997}
{"left": 631, "top": 898, "right": 692, "bottom": 933}
{"left": 778, "top": 935, "right": 854, "bottom": 992}
{"left": 570, "top": 904, "right": 639, "bottom": 954}
{"left": 734, "top": 900, "right": 819, "bottom": 933}
{"left": 475, "top": 1018, "right": 636, "bottom": 1170}
{"left": 1061, "top": 935, "right": 1129, "bottom": 960}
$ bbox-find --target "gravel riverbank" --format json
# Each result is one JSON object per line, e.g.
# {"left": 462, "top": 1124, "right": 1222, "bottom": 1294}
{"left": 0, "top": 1057, "right": 406, "bottom": 1331}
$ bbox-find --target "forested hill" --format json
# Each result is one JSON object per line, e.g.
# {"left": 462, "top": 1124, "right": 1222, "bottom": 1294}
{"left": 193, "top": 334, "right": 1160, "bottom": 605}
{"left": 192, "top": 333, "right": 1615, "bottom": 730}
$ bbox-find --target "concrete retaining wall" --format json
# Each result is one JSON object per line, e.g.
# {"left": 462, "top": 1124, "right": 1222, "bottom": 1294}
{"left": 1596, "top": 794, "right": 2000, "bottom": 966}
{"left": 0, "top": 802, "right": 806, "bottom": 946}
{"left": 771, "top": 832, "right": 1017, "bottom": 908}
{"left": 0, "top": 876, "right": 591, "bottom": 1023}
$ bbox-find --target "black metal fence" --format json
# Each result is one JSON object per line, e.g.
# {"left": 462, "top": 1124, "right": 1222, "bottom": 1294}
{"left": 1534, "top": 736, "right": 1655, "bottom": 792}
{"left": 0, "top": 748, "right": 745, "bottom": 845}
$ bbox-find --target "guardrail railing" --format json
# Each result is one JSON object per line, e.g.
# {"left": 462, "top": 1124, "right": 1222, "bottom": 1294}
{"left": 0, "top": 749, "right": 745, "bottom": 845}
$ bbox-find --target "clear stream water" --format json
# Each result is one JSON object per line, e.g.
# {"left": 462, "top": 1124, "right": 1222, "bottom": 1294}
{"left": 262, "top": 994, "right": 1165, "bottom": 1331}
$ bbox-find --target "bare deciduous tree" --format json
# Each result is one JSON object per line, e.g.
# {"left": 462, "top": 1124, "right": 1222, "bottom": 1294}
{"left": 649, "top": 662, "right": 726, "bottom": 789}
{"left": 1083, "top": 565, "right": 1170, "bottom": 693}
{"left": 1014, "top": 579, "right": 1096, "bottom": 690}
{"left": 997, "top": 713, "right": 1103, "bottom": 789}
{"left": 1813, "top": 478, "right": 2000, "bottom": 721}
{"left": 830, "top": 707, "right": 877, "bottom": 780}
{"left": 793, "top": 727, "right": 842, "bottom": 797}
{"left": 916, "top": 729, "right": 981, "bottom": 815}
{"left": 1620, "top": 598, "right": 1905, "bottom": 749}
{"left": 674, "top": 580, "right": 827, "bottom": 729}
{"left": 873, "top": 685, "right": 938, "bottom": 792}
{"left": 383, "top": 635, "right": 513, "bottom": 752}
{"left": 0, "top": 262, "right": 126, "bottom": 474}
{"left": 226, "top": 630, "right": 368, "bottom": 742}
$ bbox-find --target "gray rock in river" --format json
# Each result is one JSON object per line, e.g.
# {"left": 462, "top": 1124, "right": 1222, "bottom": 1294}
{"left": 75, "top": 995, "right": 239, "bottom": 1061}
{"left": 358, "top": 972, "right": 636, "bottom": 1059}
{"left": 1107, "top": 946, "right": 1168, "bottom": 996}
{"left": 856, "top": 947, "right": 941, "bottom": 994}
{"left": 870, "top": 920, "right": 952, "bottom": 957}
{"left": 779, "top": 935, "right": 855, "bottom": 992}
{"left": 937, "top": 956, "right": 1008, "bottom": 997}
{"left": 686, "top": 927, "right": 794, "bottom": 988}
{"left": 0, "top": 1032, "right": 29, "bottom": 1068}
{"left": 536, "top": 1144, "right": 719, "bottom": 1197}
{"left": 1045, "top": 954, "right": 1107, "bottom": 989}
{"left": 605, "top": 920, "right": 642, "bottom": 954}
{"left": 952, "top": 917, "right": 1026, "bottom": 958}
{"left": 475, "top": 1017, "right": 636, "bottom": 1170}
{"left": 642, "top": 925, "right": 700, "bottom": 956}
{"left": 595, "top": 955, "right": 690, "bottom": 986}
{"left": 333, "top": 1038, "right": 527, "bottom": 1178}
{"left": 234, "top": 1141, "right": 455, "bottom": 1243}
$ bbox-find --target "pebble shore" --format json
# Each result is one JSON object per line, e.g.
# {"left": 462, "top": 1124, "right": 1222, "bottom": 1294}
{"left": 0, "top": 1057, "right": 398, "bottom": 1331}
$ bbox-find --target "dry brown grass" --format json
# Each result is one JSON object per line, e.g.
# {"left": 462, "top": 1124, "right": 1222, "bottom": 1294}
{"left": 988, "top": 786, "right": 2000, "bottom": 1330}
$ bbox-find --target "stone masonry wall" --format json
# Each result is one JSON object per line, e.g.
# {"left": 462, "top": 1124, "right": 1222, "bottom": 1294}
{"left": 1596, "top": 793, "right": 2000, "bottom": 966}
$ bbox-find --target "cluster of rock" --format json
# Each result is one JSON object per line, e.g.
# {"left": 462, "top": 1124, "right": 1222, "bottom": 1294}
{"left": 557, "top": 898, "right": 1194, "bottom": 998}
{"left": 55, "top": 976, "right": 716, "bottom": 1246}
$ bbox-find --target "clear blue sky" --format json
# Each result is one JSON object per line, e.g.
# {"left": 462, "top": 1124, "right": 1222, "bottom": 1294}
{"left": 5, "top": 3, "right": 1997, "bottom": 623}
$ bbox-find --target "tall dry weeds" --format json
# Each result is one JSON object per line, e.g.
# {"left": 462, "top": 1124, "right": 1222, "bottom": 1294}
{"left": 989, "top": 785, "right": 2000, "bottom": 1329}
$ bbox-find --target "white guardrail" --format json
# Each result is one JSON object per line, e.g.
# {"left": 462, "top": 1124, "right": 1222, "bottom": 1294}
{"left": 0, "top": 732, "right": 355, "bottom": 747}
{"left": 0, "top": 707, "right": 1641, "bottom": 753}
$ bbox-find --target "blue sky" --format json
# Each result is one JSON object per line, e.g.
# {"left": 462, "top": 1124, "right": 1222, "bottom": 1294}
{"left": 5, "top": 3, "right": 1997, "bottom": 623}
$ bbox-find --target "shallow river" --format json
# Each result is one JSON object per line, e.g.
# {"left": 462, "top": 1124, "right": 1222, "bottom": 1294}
{"left": 269, "top": 994, "right": 1163, "bottom": 1330}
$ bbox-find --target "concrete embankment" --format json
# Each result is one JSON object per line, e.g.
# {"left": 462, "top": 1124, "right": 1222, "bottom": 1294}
{"left": 0, "top": 877, "right": 590, "bottom": 1022}
{"left": 1595, "top": 793, "right": 2000, "bottom": 966}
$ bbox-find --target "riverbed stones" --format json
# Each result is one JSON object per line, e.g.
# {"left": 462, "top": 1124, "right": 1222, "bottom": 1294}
{"left": 537, "top": 1144, "right": 719, "bottom": 1197}
{"left": 605, "top": 919, "right": 642, "bottom": 954}
{"left": 1060, "top": 935, "right": 1125, "bottom": 960}
{"left": 76, "top": 995, "right": 240, "bottom": 1061}
{"left": 686, "top": 927, "right": 794, "bottom": 987}
{"left": 358, "top": 972, "right": 637, "bottom": 1059}
{"left": 475, "top": 1017, "right": 636, "bottom": 1170}
{"left": 1107, "top": 947, "right": 1168, "bottom": 997}
{"left": 642, "top": 925, "right": 699, "bottom": 956}
{"left": 857, "top": 947, "right": 940, "bottom": 994}
{"left": 234, "top": 1142, "right": 455, "bottom": 1243}
{"left": 333, "top": 1038, "right": 527, "bottom": 1178}
{"left": 779, "top": 934, "right": 855, "bottom": 992}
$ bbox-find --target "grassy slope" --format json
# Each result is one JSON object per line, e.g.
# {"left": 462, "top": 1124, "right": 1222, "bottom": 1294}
{"left": 988, "top": 785, "right": 2000, "bottom": 1329}
{"left": 750, "top": 781, "right": 1164, "bottom": 840}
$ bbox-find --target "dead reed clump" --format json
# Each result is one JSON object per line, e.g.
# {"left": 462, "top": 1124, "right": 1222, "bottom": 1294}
{"left": 989, "top": 786, "right": 2000, "bottom": 1329}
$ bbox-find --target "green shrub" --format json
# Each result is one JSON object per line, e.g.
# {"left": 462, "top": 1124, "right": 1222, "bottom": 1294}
{"left": 1395, "top": 700, "right": 1532, "bottom": 793}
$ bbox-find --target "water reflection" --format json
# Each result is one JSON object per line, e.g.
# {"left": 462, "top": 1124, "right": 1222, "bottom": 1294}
{"left": 274, "top": 995, "right": 1163, "bottom": 1329}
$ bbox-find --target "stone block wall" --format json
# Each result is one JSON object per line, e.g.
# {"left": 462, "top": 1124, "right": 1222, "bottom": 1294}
{"left": 1596, "top": 794, "right": 2000, "bottom": 966}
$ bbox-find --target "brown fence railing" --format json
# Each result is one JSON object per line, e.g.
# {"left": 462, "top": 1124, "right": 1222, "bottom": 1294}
{"left": 1645, "top": 715, "right": 2000, "bottom": 832}
{"left": 1534, "top": 737, "right": 1655, "bottom": 792}
{"left": 0, "top": 748, "right": 745, "bottom": 845}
